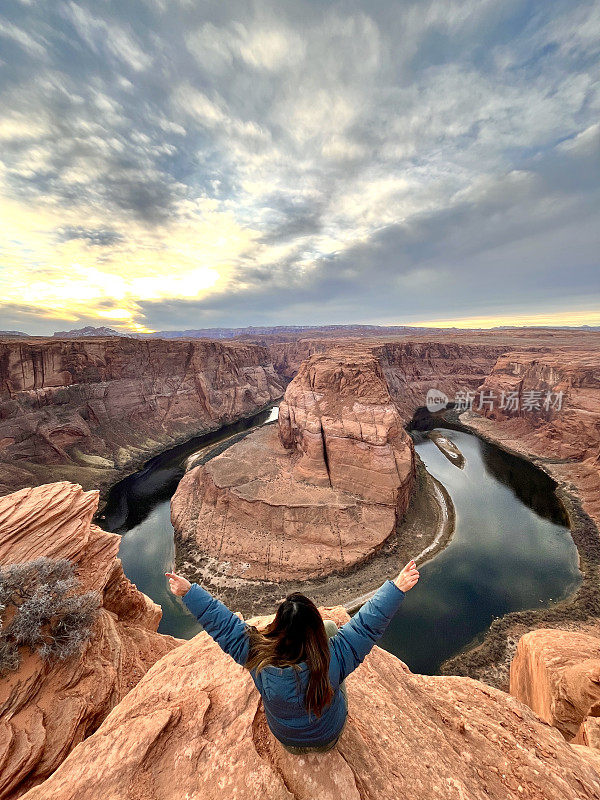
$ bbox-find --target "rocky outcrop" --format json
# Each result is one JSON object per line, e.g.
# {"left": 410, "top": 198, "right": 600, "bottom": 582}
{"left": 171, "top": 349, "right": 415, "bottom": 582}
{"left": 171, "top": 425, "right": 401, "bottom": 581}
{"left": 278, "top": 350, "right": 415, "bottom": 504}
{"left": 0, "top": 338, "right": 284, "bottom": 501}
{"left": 260, "top": 338, "right": 335, "bottom": 381}
{"left": 464, "top": 348, "right": 600, "bottom": 529}
{"left": 375, "top": 340, "right": 510, "bottom": 420}
{"left": 0, "top": 482, "right": 183, "bottom": 799}
{"left": 510, "top": 628, "right": 600, "bottom": 743}
{"left": 169, "top": 338, "right": 600, "bottom": 589}
{"left": 18, "top": 605, "right": 600, "bottom": 800}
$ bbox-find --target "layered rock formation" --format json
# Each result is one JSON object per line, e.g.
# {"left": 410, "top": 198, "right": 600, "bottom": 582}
{"left": 259, "top": 326, "right": 600, "bottom": 386}
{"left": 170, "top": 336, "right": 600, "bottom": 589}
{"left": 278, "top": 350, "right": 415, "bottom": 504}
{"left": 463, "top": 348, "right": 600, "bottom": 529}
{"left": 374, "top": 340, "right": 510, "bottom": 419}
{"left": 510, "top": 627, "right": 600, "bottom": 744}
{"left": 0, "top": 482, "right": 183, "bottom": 799}
{"left": 18, "top": 605, "right": 600, "bottom": 800}
{"left": 171, "top": 349, "right": 415, "bottom": 582}
{"left": 261, "top": 338, "right": 335, "bottom": 381}
{"left": 0, "top": 337, "right": 284, "bottom": 501}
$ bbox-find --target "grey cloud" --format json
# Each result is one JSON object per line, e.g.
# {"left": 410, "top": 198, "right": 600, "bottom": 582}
{"left": 0, "top": 0, "right": 599, "bottom": 331}
{"left": 137, "top": 125, "right": 600, "bottom": 328}
{"left": 56, "top": 226, "right": 124, "bottom": 246}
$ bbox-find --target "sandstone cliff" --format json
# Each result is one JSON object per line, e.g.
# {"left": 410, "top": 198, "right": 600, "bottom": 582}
{"left": 169, "top": 337, "right": 600, "bottom": 590}
{"left": 172, "top": 349, "right": 415, "bottom": 582}
{"left": 0, "top": 482, "right": 184, "bottom": 799}
{"left": 510, "top": 627, "right": 600, "bottom": 745}
{"left": 374, "top": 340, "right": 510, "bottom": 419}
{"left": 17, "top": 605, "right": 600, "bottom": 800}
{"left": 278, "top": 349, "right": 415, "bottom": 504}
{"left": 463, "top": 348, "right": 600, "bottom": 530}
{"left": 0, "top": 338, "right": 284, "bottom": 501}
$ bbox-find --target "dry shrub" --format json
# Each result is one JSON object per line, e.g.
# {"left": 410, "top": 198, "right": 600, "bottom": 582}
{"left": 0, "top": 557, "right": 101, "bottom": 675}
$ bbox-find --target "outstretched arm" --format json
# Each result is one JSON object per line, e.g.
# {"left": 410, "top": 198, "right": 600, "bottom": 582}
{"left": 166, "top": 572, "right": 250, "bottom": 667}
{"left": 330, "top": 559, "right": 419, "bottom": 683}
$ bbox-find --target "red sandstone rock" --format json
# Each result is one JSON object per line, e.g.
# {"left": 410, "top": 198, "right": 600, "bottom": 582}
{"left": 509, "top": 628, "right": 600, "bottom": 741}
{"left": 18, "top": 606, "right": 600, "bottom": 800}
{"left": 0, "top": 482, "right": 183, "bottom": 799}
{"left": 278, "top": 350, "right": 414, "bottom": 505}
{"left": 0, "top": 338, "right": 284, "bottom": 500}
{"left": 171, "top": 349, "right": 415, "bottom": 582}
{"left": 374, "top": 340, "right": 510, "bottom": 419}
{"left": 465, "top": 348, "right": 600, "bottom": 530}
{"left": 578, "top": 717, "right": 600, "bottom": 749}
{"left": 171, "top": 424, "right": 399, "bottom": 580}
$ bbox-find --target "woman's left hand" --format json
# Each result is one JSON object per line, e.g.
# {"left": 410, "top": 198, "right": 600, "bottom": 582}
{"left": 165, "top": 572, "right": 192, "bottom": 596}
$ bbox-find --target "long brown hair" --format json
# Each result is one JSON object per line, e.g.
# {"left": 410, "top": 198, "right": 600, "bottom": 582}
{"left": 245, "top": 592, "right": 334, "bottom": 718}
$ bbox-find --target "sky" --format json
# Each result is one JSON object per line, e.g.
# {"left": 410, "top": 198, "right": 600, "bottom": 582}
{"left": 0, "top": 0, "right": 598, "bottom": 335}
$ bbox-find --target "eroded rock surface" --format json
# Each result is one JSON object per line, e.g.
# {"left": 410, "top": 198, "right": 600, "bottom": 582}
{"left": 278, "top": 350, "right": 414, "bottom": 504}
{"left": 172, "top": 350, "right": 415, "bottom": 581}
{"left": 465, "top": 348, "right": 600, "bottom": 530}
{"left": 510, "top": 627, "right": 600, "bottom": 742}
{"left": 0, "top": 337, "right": 283, "bottom": 500}
{"left": 18, "top": 606, "right": 600, "bottom": 800}
{"left": 0, "top": 482, "right": 183, "bottom": 799}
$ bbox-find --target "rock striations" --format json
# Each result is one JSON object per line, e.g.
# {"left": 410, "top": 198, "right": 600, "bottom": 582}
{"left": 462, "top": 348, "right": 600, "bottom": 530}
{"left": 16, "top": 604, "right": 600, "bottom": 800}
{"left": 170, "top": 337, "right": 600, "bottom": 588}
{"left": 0, "top": 337, "right": 284, "bottom": 501}
{"left": 171, "top": 349, "right": 415, "bottom": 581}
{"left": 0, "top": 482, "right": 183, "bottom": 799}
{"left": 510, "top": 627, "right": 600, "bottom": 744}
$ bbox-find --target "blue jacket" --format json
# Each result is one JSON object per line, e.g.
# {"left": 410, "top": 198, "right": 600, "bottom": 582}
{"left": 181, "top": 579, "right": 405, "bottom": 747}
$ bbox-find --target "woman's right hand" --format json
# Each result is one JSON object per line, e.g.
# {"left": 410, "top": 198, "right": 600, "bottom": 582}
{"left": 394, "top": 559, "right": 420, "bottom": 592}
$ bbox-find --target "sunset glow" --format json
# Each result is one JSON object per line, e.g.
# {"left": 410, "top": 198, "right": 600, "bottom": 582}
{"left": 0, "top": 2, "right": 598, "bottom": 334}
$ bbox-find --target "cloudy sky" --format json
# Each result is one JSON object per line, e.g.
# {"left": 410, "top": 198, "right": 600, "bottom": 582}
{"left": 0, "top": 0, "right": 598, "bottom": 335}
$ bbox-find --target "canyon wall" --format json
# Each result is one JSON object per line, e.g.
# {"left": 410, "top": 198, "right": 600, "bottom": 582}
{"left": 169, "top": 336, "right": 600, "bottom": 588}
{"left": 259, "top": 338, "right": 334, "bottom": 381}
{"left": 0, "top": 481, "right": 184, "bottom": 799}
{"left": 171, "top": 348, "right": 415, "bottom": 582}
{"left": 463, "top": 348, "right": 600, "bottom": 530}
{"left": 17, "top": 602, "right": 600, "bottom": 800}
{"left": 259, "top": 326, "right": 600, "bottom": 386}
{"left": 375, "top": 340, "right": 511, "bottom": 419}
{"left": 0, "top": 337, "right": 284, "bottom": 501}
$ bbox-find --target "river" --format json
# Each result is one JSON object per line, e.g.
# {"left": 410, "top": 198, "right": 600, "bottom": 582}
{"left": 98, "top": 412, "right": 582, "bottom": 672}
{"left": 379, "top": 427, "right": 581, "bottom": 673}
{"left": 97, "top": 405, "right": 279, "bottom": 639}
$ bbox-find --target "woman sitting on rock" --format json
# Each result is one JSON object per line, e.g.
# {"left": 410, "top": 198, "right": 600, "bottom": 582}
{"left": 165, "top": 559, "right": 419, "bottom": 755}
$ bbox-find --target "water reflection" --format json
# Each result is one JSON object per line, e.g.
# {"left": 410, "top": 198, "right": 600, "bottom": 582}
{"left": 479, "top": 441, "right": 569, "bottom": 525}
{"left": 99, "top": 416, "right": 582, "bottom": 661}
{"left": 98, "top": 404, "right": 279, "bottom": 636}
{"left": 378, "top": 428, "right": 581, "bottom": 674}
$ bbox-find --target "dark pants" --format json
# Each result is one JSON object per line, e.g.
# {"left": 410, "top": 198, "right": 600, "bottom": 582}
{"left": 280, "top": 620, "right": 348, "bottom": 755}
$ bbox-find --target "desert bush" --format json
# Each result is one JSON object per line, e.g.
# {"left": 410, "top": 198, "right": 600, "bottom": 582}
{"left": 0, "top": 556, "right": 102, "bottom": 675}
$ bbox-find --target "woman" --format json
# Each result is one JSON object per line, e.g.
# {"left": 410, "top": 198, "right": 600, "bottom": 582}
{"left": 166, "top": 559, "right": 419, "bottom": 755}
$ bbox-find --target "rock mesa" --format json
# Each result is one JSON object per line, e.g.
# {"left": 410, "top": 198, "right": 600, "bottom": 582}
{"left": 171, "top": 350, "right": 416, "bottom": 581}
